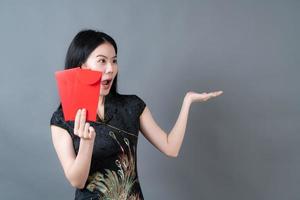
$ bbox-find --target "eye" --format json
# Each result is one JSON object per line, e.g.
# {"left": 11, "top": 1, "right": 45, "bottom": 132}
{"left": 98, "top": 59, "right": 106, "bottom": 64}
{"left": 113, "top": 59, "right": 118, "bottom": 64}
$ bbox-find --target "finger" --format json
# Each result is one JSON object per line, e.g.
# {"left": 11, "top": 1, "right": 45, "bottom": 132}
{"left": 213, "top": 91, "right": 223, "bottom": 97}
{"left": 215, "top": 90, "right": 223, "bottom": 94}
{"left": 84, "top": 123, "right": 90, "bottom": 139}
{"left": 88, "top": 127, "right": 95, "bottom": 139}
{"left": 204, "top": 93, "right": 213, "bottom": 98}
{"left": 211, "top": 93, "right": 218, "bottom": 97}
{"left": 212, "top": 91, "right": 222, "bottom": 94}
{"left": 209, "top": 91, "right": 221, "bottom": 97}
{"left": 74, "top": 109, "right": 81, "bottom": 135}
{"left": 79, "top": 108, "right": 86, "bottom": 133}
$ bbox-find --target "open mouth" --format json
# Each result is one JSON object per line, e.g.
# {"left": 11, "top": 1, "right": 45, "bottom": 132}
{"left": 101, "top": 79, "right": 112, "bottom": 86}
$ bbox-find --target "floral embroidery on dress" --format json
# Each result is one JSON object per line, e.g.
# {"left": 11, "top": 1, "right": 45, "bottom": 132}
{"left": 86, "top": 130, "right": 141, "bottom": 200}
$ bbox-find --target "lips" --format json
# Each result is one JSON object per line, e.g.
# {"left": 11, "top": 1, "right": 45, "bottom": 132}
{"left": 101, "top": 78, "right": 112, "bottom": 85}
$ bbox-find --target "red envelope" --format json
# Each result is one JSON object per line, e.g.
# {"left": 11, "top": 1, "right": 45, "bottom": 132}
{"left": 55, "top": 67, "right": 102, "bottom": 122}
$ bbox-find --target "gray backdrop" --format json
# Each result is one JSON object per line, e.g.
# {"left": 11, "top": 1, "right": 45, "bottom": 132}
{"left": 0, "top": 0, "right": 299, "bottom": 199}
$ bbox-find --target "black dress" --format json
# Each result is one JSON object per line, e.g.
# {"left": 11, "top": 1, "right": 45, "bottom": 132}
{"left": 50, "top": 93, "right": 146, "bottom": 200}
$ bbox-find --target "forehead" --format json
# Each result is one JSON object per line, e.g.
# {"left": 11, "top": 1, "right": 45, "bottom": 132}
{"left": 90, "top": 42, "right": 116, "bottom": 58}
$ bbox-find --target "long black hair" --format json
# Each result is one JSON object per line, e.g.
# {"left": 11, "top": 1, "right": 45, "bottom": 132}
{"left": 57, "top": 29, "right": 119, "bottom": 109}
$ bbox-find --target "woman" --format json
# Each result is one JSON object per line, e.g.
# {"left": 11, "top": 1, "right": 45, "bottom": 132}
{"left": 50, "top": 29, "right": 223, "bottom": 200}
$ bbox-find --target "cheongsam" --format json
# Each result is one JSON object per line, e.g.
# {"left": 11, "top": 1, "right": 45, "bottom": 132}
{"left": 50, "top": 92, "right": 146, "bottom": 200}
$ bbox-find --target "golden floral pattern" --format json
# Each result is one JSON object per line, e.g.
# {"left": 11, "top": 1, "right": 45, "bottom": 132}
{"left": 86, "top": 130, "right": 141, "bottom": 200}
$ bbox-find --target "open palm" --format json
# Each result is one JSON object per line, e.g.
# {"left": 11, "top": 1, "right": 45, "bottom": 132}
{"left": 186, "top": 90, "right": 223, "bottom": 103}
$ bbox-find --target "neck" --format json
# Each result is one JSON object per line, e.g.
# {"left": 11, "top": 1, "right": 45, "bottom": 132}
{"left": 98, "top": 95, "right": 105, "bottom": 106}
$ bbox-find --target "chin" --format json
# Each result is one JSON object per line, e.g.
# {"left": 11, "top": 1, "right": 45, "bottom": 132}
{"left": 100, "top": 90, "right": 110, "bottom": 96}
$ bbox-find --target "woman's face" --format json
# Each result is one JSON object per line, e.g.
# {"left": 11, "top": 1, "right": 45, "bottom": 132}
{"left": 81, "top": 42, "right": 118, "bottom": 96}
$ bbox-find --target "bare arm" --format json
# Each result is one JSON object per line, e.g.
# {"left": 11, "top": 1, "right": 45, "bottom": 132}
{"left": 51, "top": 108, "right": 96, "bottom": 189}
{"left": 139, "top": 91, "right": 223, "bottom": 157}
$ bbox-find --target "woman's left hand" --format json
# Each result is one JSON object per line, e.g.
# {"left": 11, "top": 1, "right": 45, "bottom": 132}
{"left": 185, "top": 90, "right": 223, "bottom": 104}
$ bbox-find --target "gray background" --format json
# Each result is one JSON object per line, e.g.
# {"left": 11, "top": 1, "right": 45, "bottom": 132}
{"left": 0, "top": 0, "right": 299, "bottom": 199}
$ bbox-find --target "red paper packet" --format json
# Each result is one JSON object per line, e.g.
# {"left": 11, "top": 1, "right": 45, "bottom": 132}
{"left": 55, "top": 67, "right": 102, "bottom": 122}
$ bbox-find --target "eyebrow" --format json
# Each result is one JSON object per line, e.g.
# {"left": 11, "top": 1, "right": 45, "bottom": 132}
{"left": 96, "top": 55, "right": 117, "bottom": 59}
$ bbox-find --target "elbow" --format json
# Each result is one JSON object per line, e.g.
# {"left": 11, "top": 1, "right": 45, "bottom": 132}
{"left": 71, "top": 181, "right": 85, "bottom": 189}
{"left": 76, "top": 183, "right": 85, "bottom": 190}
{"left": 66, "top": 172, "right": 85, "bottom": 189}
{"left": 165, "top": 149, "right": 179, "bottom": 158}
{"left": 69, "top": 178, "right": 85, "bottom": 189}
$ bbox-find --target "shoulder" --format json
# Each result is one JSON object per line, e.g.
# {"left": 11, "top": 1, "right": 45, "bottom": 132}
{"left": 115, "top": 93, "right": 146, "bottom": 106}
{"left": 50, "top": 106, "right": 64, "bottom": 121}
{"left": 50, "top": 105, "right": 71, "bottom": 131}
{"left": 115, "top": 93, "right": 146, "bottom": 117}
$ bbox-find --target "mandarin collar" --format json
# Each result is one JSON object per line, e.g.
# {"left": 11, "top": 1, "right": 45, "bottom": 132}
{"left": 96, "top": 93, "right": 118, "bottom": 123}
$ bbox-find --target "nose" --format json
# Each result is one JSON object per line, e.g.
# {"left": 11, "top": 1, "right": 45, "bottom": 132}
{"left": 105, "top": 62, "right": 113, "bottom": 74}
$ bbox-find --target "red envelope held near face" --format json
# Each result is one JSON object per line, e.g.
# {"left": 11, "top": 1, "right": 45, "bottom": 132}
{"left": 55, "top": 67, "right": 102, "bottom": 122}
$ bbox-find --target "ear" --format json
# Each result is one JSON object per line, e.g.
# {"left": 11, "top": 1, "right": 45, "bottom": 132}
{"left": 81, "top": 63, "right": 87, "bottom": 69}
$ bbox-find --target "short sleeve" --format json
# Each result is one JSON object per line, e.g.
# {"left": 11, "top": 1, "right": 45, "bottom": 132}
{"left": 50, "top": 107, "right": 70, "bottom": 132}
{"left": 133, "top": 95, "right": 146, "bottom": 117}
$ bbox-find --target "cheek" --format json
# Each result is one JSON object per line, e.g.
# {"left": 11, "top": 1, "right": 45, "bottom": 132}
{"left": 95, "top": 65, "right": 106, "bottom": 72}
{"left": 88, "top": 60, "right": 106, "bottom": 71}
{"left": 114, "top": 66, "right": 118, "bottom": 75}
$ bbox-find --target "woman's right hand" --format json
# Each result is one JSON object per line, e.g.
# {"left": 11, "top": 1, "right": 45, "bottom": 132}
{"left": 73, "top": 108, "right": 96, "bottom": 141}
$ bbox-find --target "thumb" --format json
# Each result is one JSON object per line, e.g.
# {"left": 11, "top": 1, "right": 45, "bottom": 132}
{"left": 88, "top": 127, "right": 96, "bottom": 139}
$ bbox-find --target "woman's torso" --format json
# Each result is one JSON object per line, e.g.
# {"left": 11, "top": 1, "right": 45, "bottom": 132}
{"left": 50, "top": 93, "right": 146, "bottom": 200}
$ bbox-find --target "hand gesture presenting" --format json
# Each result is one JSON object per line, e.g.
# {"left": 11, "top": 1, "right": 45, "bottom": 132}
{"left": 185, "top": 90, "right": 223, "bottom": 103}
{"left": 73, "top": 108, "right": 96, "bottom": 141}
